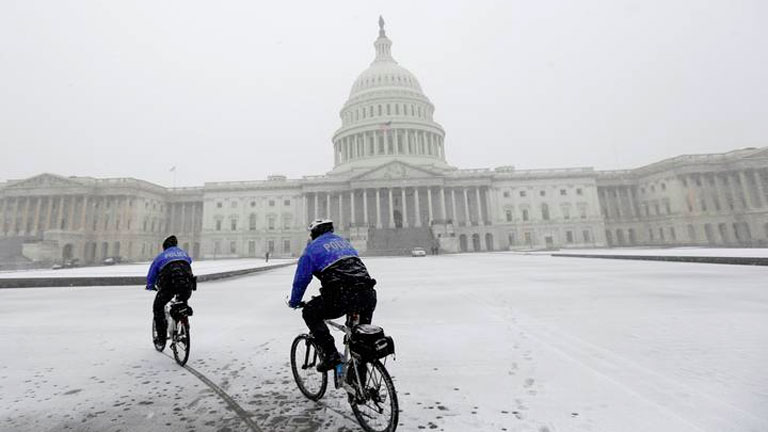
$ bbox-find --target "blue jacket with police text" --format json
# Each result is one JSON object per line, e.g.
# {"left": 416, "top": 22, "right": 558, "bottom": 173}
{"left": 289, "top": 232, "right": 361, "bottom": 307}
{"left": 146, "top": 246, "right": 192, "bottom": 290}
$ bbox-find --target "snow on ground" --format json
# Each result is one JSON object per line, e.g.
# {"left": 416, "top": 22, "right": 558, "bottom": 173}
{"left": 0, "top": 258, "right": 294, "bottom": 279}
{"left": 0, "top": 254, "right": 766, "bottom": 432}
{"left": 534, "top": 247, "right": 768, "bottom": 258}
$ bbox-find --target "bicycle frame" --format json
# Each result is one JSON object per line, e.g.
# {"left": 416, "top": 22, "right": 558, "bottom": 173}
{"left": 325, "top": 317, "right": 367, "bottom": 399}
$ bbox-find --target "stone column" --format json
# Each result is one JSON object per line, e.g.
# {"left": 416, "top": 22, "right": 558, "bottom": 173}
{"left": 326, "top": 193, "right": 331, "bottom": 219}
{"left": 313, "top": 193, "right": 319, "bottom": 221}
{"left": 728, "top": 172, "right": 744, "bottom": 209}
{"left": 463, "top": 188, "right": 470, "bottom": 225}
{"left": 486, "top": 187, "right": 495, "bottom": 224}
{"left": 302, "top": 194, "right": 308, "bottom": 225}
{"left": 476, "top": 187, "right": 484, "bottom": 225}
{"left": 739, "top": 171, "right": 755, "bottom": 209}
{"left": 350, "top": 190, "right": 356, "bottom": 226}
{"left": 427, "top": 187, "right": 434, "bottom": 223}
{"left": 80, "top": 196, "right": 89, "bottom": 231}
{"left": 181, "top": 203, "right": 188, "bottom": 233}
{"left": 401, "top": 187, "right": 408, "bottom": 228}
{"left": 32, "top": 197, "right": 42, "bottom": 234}
{"left": 68, "top": 196, "right": 76, "bottom": 230}
{"left": 712, "top": 174, "right": 728, "bottom": 212}
{"left": 753, "top": 170, "right": 766, "bottom": 208}
{"left": 440, "top": 187, "right": 447, "bottom": 220}
{"left": 414, "top": 187, "right": 422, "bottom": 227}
{"left": 335, "top": 193, "right": 342, "bottom": 228}
{"left": 451, "top": 189, "right": 457, "bottom": 223}
{"left": 21, "top": 197, "right": 31, "bottom": 234}
{"left": 0, "top": 198, "right": 6, "bottom": 235}
{"left": 363, "top": 189, "right": 369, "bottom": 226}
{"left": 375, "top": 189, "right": 382, "bottom": 228}
{"left": 45, "top": 197, "right": 55, "bottom": 231}
{"left": 388, "top": 188, "right": 395, "bottom": 228}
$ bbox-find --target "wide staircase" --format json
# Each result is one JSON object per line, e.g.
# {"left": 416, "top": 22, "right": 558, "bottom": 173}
{"left": 365, "top": 227, "right": 435, "bottom": 256}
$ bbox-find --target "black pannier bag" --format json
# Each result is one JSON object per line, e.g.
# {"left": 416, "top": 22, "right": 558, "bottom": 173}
{"left": 349, "top": 324, "right": 395, "bottom": 361}
{"left": 169, "top": 302, "right": 193, "bottom": 320}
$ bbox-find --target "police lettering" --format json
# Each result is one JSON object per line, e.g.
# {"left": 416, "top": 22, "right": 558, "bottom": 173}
{"left": 323, "top": 239, "right": 351, "bottom": 252}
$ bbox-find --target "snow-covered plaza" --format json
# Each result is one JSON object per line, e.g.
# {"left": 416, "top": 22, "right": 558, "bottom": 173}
{"left": 0, "top": 253, "right": 766, "bottom": 432}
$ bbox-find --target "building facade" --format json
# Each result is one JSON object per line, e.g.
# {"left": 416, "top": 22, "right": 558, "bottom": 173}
{"left": 2, "top": 20, "right": 768, "bottom": 265}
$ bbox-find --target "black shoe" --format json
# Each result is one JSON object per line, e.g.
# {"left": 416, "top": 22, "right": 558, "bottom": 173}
{"left": 316, "top": 351, "right": 342, "bottom": 372}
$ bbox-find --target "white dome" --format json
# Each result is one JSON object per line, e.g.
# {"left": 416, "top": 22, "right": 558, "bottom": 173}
{"left": 330, "top": 17, "right": 448, "bottom": 175}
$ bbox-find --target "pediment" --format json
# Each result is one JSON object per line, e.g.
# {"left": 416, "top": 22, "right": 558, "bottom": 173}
{"left": 7, "top": 173, "right": 85, "bottom": 190}
{"left": 351, "top": 161, "right": 443, "bottom": 181}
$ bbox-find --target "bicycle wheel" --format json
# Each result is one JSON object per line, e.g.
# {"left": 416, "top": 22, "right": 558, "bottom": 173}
{"left": 290, "top": 334, "right": 327, "bottom": 400}
{"left": 349, "top": 359, "right": 399, "bottom": 432}
{"left": 172, "top": 318, "right": 190, "bottom": 366}
{"left": 152, "top": 318, "right": 165, "bottom": 352}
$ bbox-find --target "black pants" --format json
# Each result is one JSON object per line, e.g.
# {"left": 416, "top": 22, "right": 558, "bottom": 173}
{"left": 302, "top": 286, "right": 377, "bottom": 356}
{"left": 153, "top": 284, "right": 192, "bottom": 338}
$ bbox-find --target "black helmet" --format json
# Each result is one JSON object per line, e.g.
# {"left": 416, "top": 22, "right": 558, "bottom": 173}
{"left": 308, "top": 219, "right": 334, "bottom": 240}
{"left": 162, "top": 235, "right": 178, "bottom": 250}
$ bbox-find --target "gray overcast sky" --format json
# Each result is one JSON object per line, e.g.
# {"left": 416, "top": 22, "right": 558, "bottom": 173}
{"left": 1, "top": 0, "right": 766, "bottom": 187}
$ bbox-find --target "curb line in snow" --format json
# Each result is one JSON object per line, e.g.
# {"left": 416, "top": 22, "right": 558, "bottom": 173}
{"left": 0, "top": 261, "right": 296, "bottom": 289}
{"left": 551, "top": 253, "right": 768, "bottom": 266}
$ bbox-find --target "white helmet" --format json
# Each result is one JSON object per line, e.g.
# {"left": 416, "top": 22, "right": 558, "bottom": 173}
{"left": 308, "top": 219, "right": 334, "bottom": 239}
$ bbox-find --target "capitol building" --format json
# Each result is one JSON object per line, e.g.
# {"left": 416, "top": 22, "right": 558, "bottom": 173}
{"left": 2, "top": 19, "right": 768, "bottom": 266}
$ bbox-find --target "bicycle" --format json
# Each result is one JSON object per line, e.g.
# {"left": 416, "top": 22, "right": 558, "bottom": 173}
{"left": 152, "top": 296, "right": 193, "bottom": 366}
{"left": 290, "top": 303, "right": 399, "bottom": 432}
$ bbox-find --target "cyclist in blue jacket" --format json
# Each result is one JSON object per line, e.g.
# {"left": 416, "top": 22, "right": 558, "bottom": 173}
{"left": 289, "top": 219, "right": 377, "bottom": 371}
{"left": 147, "top": 235, "right": 194, "bottom": 345}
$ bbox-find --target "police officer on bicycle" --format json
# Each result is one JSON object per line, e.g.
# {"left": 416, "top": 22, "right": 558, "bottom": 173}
{"left": 288, "top": 219, "right": 377, "bottom": 371}
{"left": 147, "top": 235, "right": 195, "bottom": 346}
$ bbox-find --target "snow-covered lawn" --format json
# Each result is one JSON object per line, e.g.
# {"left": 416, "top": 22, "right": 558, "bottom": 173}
{"left": 0, "top": 258, "right": 294, "bottom": 279}
{"left": 0, "top": 254, "right": 765, "bottom": 431}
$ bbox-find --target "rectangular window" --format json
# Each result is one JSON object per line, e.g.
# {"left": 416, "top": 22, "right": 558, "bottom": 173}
{"left": 248, "top": 240, "right": 256, "bottom": 257}
{"left": 503, "top": 191, "right": 510, "bottom": 198}
{"left": 520, "top": 191, "right": 527, "bottom": 198}
{"left": 522, "top": 209, "right": 529, "bottom": 221}
{"left": 284, "top": 199, "right": 291, "bottom": 206}
{"left": 576, "top": 188, "right": 583, "bottom": 195}
{"left": 283, "top": 239, "right": 291, "bottom": 253}
{"left": 269, "top": 200, "right": 275, "bottom": 207}
{"left": 216, "top": 220, "right": 222, "bottom": 231}
{"left": 566, "top": 231, "right": 573, "bottom": 243}
{"left": 582, "top": 230, "right": 590, "bottom": 242}
{"left": 229, "top": 241, "right": 236, "bottom": 254}
{"left": 268, "top": 217, "right": 275, "bottom": 230}
{"left": 268, "top": 240, "right": 275, "bottom": 253}
{"left": 231, "top": 219, "right": 237, "bottom": 231}
{"left": 505, "top": 210, "right": 512, "bottom": 222}
{"left": 560, "top": 189, "right": 567, "bottom": 196}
